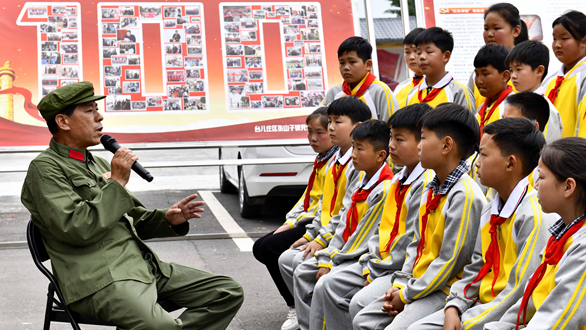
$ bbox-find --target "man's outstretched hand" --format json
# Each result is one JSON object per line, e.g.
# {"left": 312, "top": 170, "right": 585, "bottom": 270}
{"left": 165, "top": 194, "right": 205, "bottom": 226}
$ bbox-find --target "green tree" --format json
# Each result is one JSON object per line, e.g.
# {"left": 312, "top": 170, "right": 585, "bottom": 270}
{"left": 385, "top": 0, "right": 415, "bottom": 16}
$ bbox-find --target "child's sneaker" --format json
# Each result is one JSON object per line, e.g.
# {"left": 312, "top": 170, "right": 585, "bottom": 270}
{"left": 281, "top": 307, "right": 300, "bottom": 330}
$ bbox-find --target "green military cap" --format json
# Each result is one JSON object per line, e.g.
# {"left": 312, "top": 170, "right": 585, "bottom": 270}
{"left": 37, "top": 81, "right": 106, "bottom": 120}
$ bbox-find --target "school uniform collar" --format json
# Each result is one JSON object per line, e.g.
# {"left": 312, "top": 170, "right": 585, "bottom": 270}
{"left": 360, "top": 163, "right": 386, "bottom": 190}
{"left": 549, "top": 213, "right": 586, "bottom": 240}
{"left": 420, "top": 72, "right": 453, "bottom": 91}
{"left": 491, "top": 176, "right": 530, "bottom": 218}
{"left": 49, "top": 138, "right": 94, "bottom": 163}
{"left": 335, "top": 146, "right": 353, "bottom": 166}
{"left": 427, "top": 160, "right": 467, "bottom": 195}
{"left": 393, "top": 162, "right": 425, "bottom": 185}
{"left": 533, "top": 86, "right": 546, "bottom": 96}
{"left": 556, "top": 56, "right": 586, "bottom": 79}
{"left": 318, "top": 145, "right": 339, "bottom": 163}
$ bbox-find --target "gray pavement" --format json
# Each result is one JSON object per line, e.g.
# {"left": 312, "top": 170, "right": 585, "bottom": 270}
{"left": 0, "top": 147, "right": 302, "bottom": 330}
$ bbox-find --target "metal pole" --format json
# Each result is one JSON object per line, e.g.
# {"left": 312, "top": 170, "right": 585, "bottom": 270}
{"left": 400, "top": 0, "right": 412, "bottom": 80}
{"left": 414, "top": 0, "right": 426, "bottom": 28}
{"left": 363, "top": 0, "right": 379, "bottom": 77}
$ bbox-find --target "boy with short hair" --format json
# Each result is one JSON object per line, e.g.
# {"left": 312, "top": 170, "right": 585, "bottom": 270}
{"left": 353, "top": 103, "right": 486, "bottom": 330}
{"left": 394, "top": 28, "right": 426, "bottom": 107}
{"left": 278, "top": 96, "right": 371, "bottom": 330}
{"left": 310, "top": 104, "right": 434, "bottom": 330}
{"left": 505, "top": 40, "right": 563, "bottom": 142}
{"left": 474, "top": 44, "right": 515, "bottom": 134}
{"left": 323, "top": 36, "right": 400, "bottom": 121}
{"left": 293, "top": 119, "right": 395, "bottom": 330}
{"left": 503, "top": 92, "right": 551, "bottom": 135}
{"left": 408, "top": 117, "right": 556, "bottom": 330}
{"left": 406, "top": 27, "right": 475, "bottom": 111}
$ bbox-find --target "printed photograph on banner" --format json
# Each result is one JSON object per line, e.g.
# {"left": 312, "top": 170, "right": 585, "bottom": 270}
{"left": 131, "top": 101, "right": 147, "bottom": 110}
{"left": 228, "top": 85, "right": 245, "bottom": 96}
{"left": 262, "top": 5, "right": 272, "bottom": 12}
{"left": 120, "top": 6, "right": 135, "bottom": 16}
{"left": 128, "top": 55, "right": 140, "bottom": 65}
{"left": 147, "top": 97, "right": 163, "bottom": 107}
{"left": 166, "top": 55, "right": 183, "bottom": 67}
{"left": 304, "top": 54, "right": 322, "bottom": 67}
{"left": 184, "top": 97, "right": 206, "bottom": 110}
{"left": 102, "top": 23, "right": 119, "bottom": 34}
{"left": 281, "top": 16, "right": 290, "bottom": 24}
{"left": 164, "top": 6, "right": 182, "bottom": 18}
{"left": 225, "top": 32, "right": 240, "bottom": 43}
{"left": 165, "top": 43, "right": 183, "bottom": 54}
{"left": 42, "top": 86, "right": 56, "bottom": 96}
{"left": 184, "top": 56, "right": 203, "bottom": 67}
{"left": 291, "top": 16, "right": 305, "bottom": 25}
{"left": 305, "top": 43, "right": 320, "bottom": 53}
{"left": 108, "top": 86, "right": 122, "bottom": 95}
{"left": 226, "top": 44, "right": 244, "bottom": 56}
{"left": 188, "top": 79, "right": 205, "bottom": 92}
{"left": 105, "top": 77, "right": 120, "bottom": 87}
{"left": 307, "top": 20, "right": 319, "bottom": 28}
{"left": 186, "top": 68, "right": 201, "bottom": 79}
{"left": 29, "top": 6, "right": 48, "bottom": 17}
{"left": 120, "top": 17, "right": 138, "bottom": 28}
{"left": 285, "top": 96, "right": 299, "bottom": 106}
{"left": 185, "top": 23, "right": 201, "bottom": 35}
{"left": 102, "top": 8, "right": 119, "bottom": 19}
{"left": 61, "top": 80, "right": 77, "bottom": 87}
{"left": 60, "top": 66, "right": 79, "bottom": 79}
{"left": 305, "top": 68, "right": 322, "bottom": 79}
{"left": 244, "top": 45, "right": 261, "bottom": 56}
{"left": 249, "top": 70, "right": 262, "bottom": 80}
{"left": 119, "top": 43, "right": 136, "bottom": 55}
{"left": 126, "top": 69, "right": 140, "bottom": 80}
{"left": 250, "top": 100, "right": 262, "bottom": 108}
{"left": 226, "top": 57, "right": 242, "bottom": 67}
{"left": 40, "top": 23, "right": 56, "bottom": 33}
{"left": 112, "top": 56, "right": 128, "bottom": 65}
{"left": 267, "top": 12, "right": 276, "bottom": 18}
{"left": 229, "top": 96, "right": 250, "bottom": 109}
{"left": 240, "top": 18, "right": 257, "bottom": 30}
{"left": 168, "top": 85, "right": 190, "bottom": 98}
{"left": 41, "top": 51, "right": 60, "bottom": 64}
{"left": 301, "top": 91, "right": 324, "bottom": 107}
{"left": 118, "top": 29, "right": 140, "bottom": 42}
{"left": 245, "top": 82, "right": 263, "bottom": 94}
{"left": 275, "top": 6, "right": 289, "bottom": 15}
{"left": 167, "top": 70, "right": 185, "bottom": 83}
{"left": 227, "top": 69, "right": 247, "bottom": 82}
{"left": 289, "top": 69, "right": 303, "bottom": 79}
{"left": 42, "top": 65, "right": 57, "bottom": 75}
{"left": 185, "top": 6, "right": 200, "bottom": 16}
{"left": 103, "top": 37, "right": 117, "bottom": 47}
{"left": 106, "top": 95, "right": 131, "bottom": 110}
{"left": 104, "top": 66, "right": 121, "bottom": 77}
{"left": 253, "top": 10, "right": 265, "bottom": 20}
{"left": 245, "top": 56, "right": 262, "bottom": 68}
{"left": 223, "top": 6, "right": 251, "bottom": 22}
{"left": 187, "top": 34, "right": 202, "bottom": 44}
{"left": 262, "top": 95, "right": 283, "bottom": 108}
{"left": 307, "top": 79, "right": 323, "bottom": 91}
{"left": 287, "top": 47, "right": 302, "bottom": 57}
{"left": 241, "top": 31, "right": 256, "bottom": 41}
{"left": 286, "top": 58, "right": 303, "bottom": 69}
{"left": 288, "top": 79, "right": 306, "bottom": 91}
{"left": 47, "top": 33, "right": 61, "bottom": 41}
{"left": 163, "top": 98, "right": 182, "bottom": 110}
{"left": 139, "top": 6, "right": 162, "bottom": 19}
{"left": 122, "top": 81, "right": 140, "bottom": 93}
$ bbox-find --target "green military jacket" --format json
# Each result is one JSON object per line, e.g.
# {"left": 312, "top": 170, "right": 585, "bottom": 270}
{"left": 21, "top": 139, "right": 189, "bottom": 304}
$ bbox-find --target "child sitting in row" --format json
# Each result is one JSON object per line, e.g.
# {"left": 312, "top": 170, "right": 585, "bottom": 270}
{"left": 311, "top": 104, "right": 434, "bottom": 330}
{"left": 409, "top": 117, "right": 556, "bottom": 330}
{"left": 353, "top": 103, "right": 487, "bottom": 330}
{"left": 394, "top": 28, "right": 425, "bottom": 107}
{"left": 407, "top": 28, "right": 476, "bottom": 112}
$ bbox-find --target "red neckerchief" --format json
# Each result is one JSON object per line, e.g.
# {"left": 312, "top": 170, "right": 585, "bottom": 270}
{"left": 412, "top": 76, "right": 423, "bottom": 87}
{"left": 478, "top": 85, "right": 513, "bottom": 136}
{"left": 547, "top": 76, "right": 565, "bottom": 105}
{"left": 342, "top": 72, "right": 377, "bottom": 98}
{"left": 413, "top": 189, "right": 445, "bottom": 268}
{"left": 381, "top": 183, "right": 410, "bottom": 253}
{"left": 303, "top": 153, "right": 335, "bottom": 212}
{"left": 516, "top": 218, "right": 586, "bottom": 329}
{"left": 417, "top": 77, "right": 453, "bottom": 103}
{"left": 329, "top": 161, "right": 349, "bottom": 216}
{"left": 464, "top": 185, "right": 528, "bottom": 302}
{"left": 343, "top": 166, "right": 394, "bottom": 242}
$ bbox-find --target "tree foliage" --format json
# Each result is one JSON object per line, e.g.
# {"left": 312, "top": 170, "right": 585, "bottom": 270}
{"left": 384, "top": 0, "right": 415, "bottom": 16}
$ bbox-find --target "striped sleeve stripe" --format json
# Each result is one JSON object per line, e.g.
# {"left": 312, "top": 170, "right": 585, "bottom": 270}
{"left": 463, "top": 196, "right": 544, "bottom": 329}
{"left": 374, "top": 80, "right": 395, "bottom": 118}
{"left": 414, "top": 179, "right": 474, "bottom": 299}
{"left": 453, "top": 81, "right": 473, "bottom": 111}
{"left": 553, "top": 263, "right": 586, "bottom": 329}
{"left": 348, "top": 181, "right": 391, "bottom": 253}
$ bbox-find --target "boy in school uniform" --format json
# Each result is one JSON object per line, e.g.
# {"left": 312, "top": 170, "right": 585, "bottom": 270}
{"left": 310, "top": 104, "right": 434, "bottom": 330}
{"left": 406, "top": 27, "right": 475, "bottom": 112}
{"left": 278, "top": 96, "right": 371, "bottom": 330}
{"left": 353, "top": 103, "right": 486, "bottom": 330}
{"left": 394, "top": 28, "right": 425, "bottom": 108}
{"left": 293, "top": 119, "right": 395, "bottom": 330}
{"left": 506, "top": 40, "right": 564, "bottom": 143}
{"left": 253, "top": 107, "right": 338, "bottom": 326}
{"left": 322, "top": 36, "right": 400, "bottom": 121}
{"left": 408, "top": 117, "right": 556, "bottom": 330}
{"left": 474, "top": 44, "right": 516, "bottom": 134}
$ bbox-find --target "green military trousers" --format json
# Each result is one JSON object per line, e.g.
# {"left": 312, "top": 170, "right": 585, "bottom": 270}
{"left": 69, "top": 253, "right": 244, "bottom": 330}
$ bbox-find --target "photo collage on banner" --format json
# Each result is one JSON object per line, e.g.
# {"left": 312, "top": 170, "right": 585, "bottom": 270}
{"left": 28, "top": 4, "right": 81, "bottom": 97}
{"left": 220, "top": 3, "right": 327, "bottom": 111}
{"left": 98, "top": 3, "right": 208, "bottom": 112}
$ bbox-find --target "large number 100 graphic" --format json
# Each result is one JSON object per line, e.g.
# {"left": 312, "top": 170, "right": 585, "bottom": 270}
{"left": 17, "top": 2, "right": 327, "bottom": 113}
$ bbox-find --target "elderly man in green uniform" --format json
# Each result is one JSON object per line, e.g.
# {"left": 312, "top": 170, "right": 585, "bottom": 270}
{"left": 21, "top": 81, "right": 244, "bottom": 329}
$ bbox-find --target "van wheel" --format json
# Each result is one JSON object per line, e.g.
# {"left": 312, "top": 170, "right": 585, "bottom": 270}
{"left": 238, "top": 168, "right": 262, "bottom": 218}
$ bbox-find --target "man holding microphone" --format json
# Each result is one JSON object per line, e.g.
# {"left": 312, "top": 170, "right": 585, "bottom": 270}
{"left": 21, "top": 81, "right": 243, "bottom": 329}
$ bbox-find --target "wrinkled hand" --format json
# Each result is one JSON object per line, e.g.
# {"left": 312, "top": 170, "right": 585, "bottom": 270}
{"left": 381, "top": 287, "right": 404, "bottom": 316}
{"left": 274, "top": 224, "right": 290, "bottom": 235}
{"left": 316, "top": 267, "right": 330, "bottom": 281}
{"left": 291, "top": 237, "right": 309, "bottom": 249}
{"left": 165, "top": 194, "right": 205, "bottom": 226}
{"left": 110, "top": 147, "right": 138, "bottom": 187}
{"left": 443, "top": 307, "right": 462, "bottom": 330}
{"left": 300, "top": 240, "right": 325, "bottom": 258}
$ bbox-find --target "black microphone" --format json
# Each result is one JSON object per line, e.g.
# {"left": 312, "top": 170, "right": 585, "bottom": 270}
{"left": 100, "top": 134, "right": 154, "bottom": 182}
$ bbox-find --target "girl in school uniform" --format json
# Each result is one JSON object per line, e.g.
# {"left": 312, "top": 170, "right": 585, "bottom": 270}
{"left": 545, "top": 11, "right": 586, "bottom": 138}
{"left": 483, "top": 137, "right": 586, "bottom": 330}
{"left": 467, "top": 3, "right": 528, "bottom": 109}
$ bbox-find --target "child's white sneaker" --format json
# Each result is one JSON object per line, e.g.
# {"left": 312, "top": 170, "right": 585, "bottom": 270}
{"left": 281, "top": 307, "right": 300, "bottom": 330}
